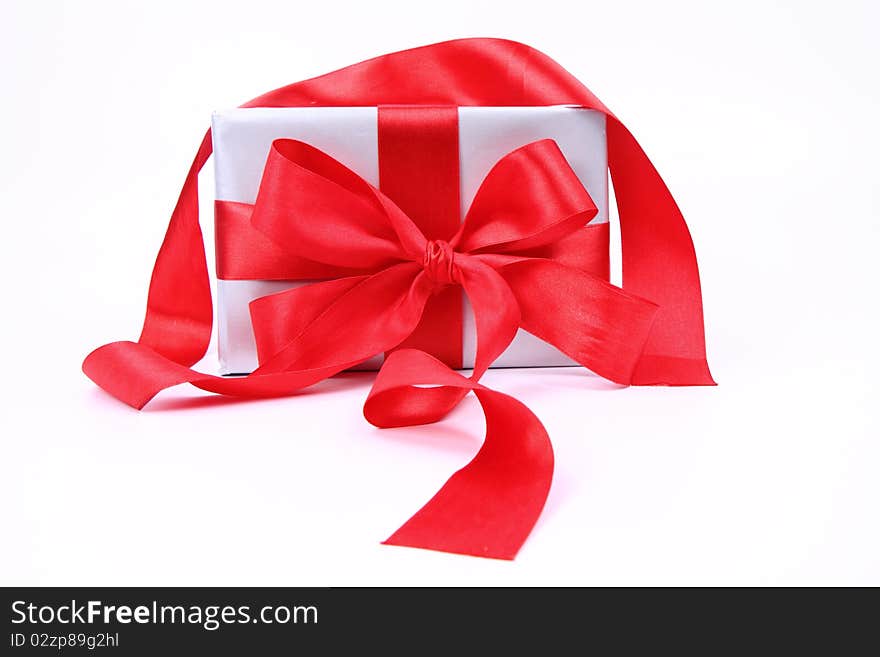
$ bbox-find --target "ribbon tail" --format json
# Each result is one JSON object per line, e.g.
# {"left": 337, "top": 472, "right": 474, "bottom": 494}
{"left": 608, "top": 118, "right": 716, "bottom": 385}
{"left": 499, "top": 258, "right": 658, "bottom": 385}
{"left": 366, "top": 350, "right": 553, "bottom": 560}
{"left": 249, "top": 275, "right": 371, "bottom": 366}
{"left": 252, "top": 263, "right": 431, "bottom": 374}
{"left": 83, "top": 341, "right": 209, "bottom": 410}
{"left": 84, "top": 131, "right": 216, "bottom": 407}
{"left": 84, "top": 265, "right": 433, "bottom": 409}
{"left": 82, "top": 340, "right": 350, "bottom": 410}
{"left": 137, "top": 131, "right": 214, "bottom": 366}
{"left": 360, "top": 258, "right": 522, "bottom": 428}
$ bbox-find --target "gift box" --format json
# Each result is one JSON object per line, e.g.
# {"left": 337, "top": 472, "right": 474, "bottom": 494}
{"left": 212, "top": 106, "right": 609, "bottom": 374}
{"left": 84, "top": 38, "right": 714, "bottom": 561}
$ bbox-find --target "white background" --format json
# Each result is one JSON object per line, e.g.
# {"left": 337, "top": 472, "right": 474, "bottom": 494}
{"left": 1, "top": 0, "right": 877, "bottom": 586}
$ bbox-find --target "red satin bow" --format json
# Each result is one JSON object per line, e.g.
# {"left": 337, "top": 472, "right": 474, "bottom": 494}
{"left": 83, "top": 38, "right": 715, "bottom": 560}
{"left": 241, "top": 138, "right": 658, "bottom": 385}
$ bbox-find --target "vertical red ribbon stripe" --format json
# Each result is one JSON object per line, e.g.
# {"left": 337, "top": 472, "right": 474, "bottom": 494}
{"left": 378, "top": 106, "right": 463, "bottom": 369}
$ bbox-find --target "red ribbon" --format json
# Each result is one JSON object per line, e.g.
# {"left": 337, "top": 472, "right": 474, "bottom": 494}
{"left": 377, "top": 106, "right": 464, "bottom": 368}
{"left": 83, "top": 38, "right": 715, "bottom": 559}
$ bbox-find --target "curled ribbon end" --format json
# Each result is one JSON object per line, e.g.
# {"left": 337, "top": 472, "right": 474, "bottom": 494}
{"left": 82, "top": 341, "right": 198, "bottom": 410}
{"left": 381, "top": 534, "right": 518, "bottom": 561}
{"left": 630, "top": 355, "right": 717, "bottom": 387}
{"left": 368, "top": 351, "right": 554, "bottom": 561}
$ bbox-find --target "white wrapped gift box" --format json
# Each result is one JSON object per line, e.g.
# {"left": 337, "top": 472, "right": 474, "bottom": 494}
{"left": 212, "top": 106, "right": 608, "bottom": 374}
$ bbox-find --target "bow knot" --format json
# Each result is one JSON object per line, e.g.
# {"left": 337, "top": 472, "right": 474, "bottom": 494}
{"left": 423, "top": 239, "right": 457, "bottom": 287}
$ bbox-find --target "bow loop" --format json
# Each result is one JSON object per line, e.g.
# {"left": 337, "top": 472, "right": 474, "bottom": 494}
{"left": 453, "top": 139, "right": 598, "bottom": 254}
{"left": 250, "top": 138, "right": 599, "bottom": 285}
{"left": 249, "top": 139, "right": 409, "bottom": 270}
